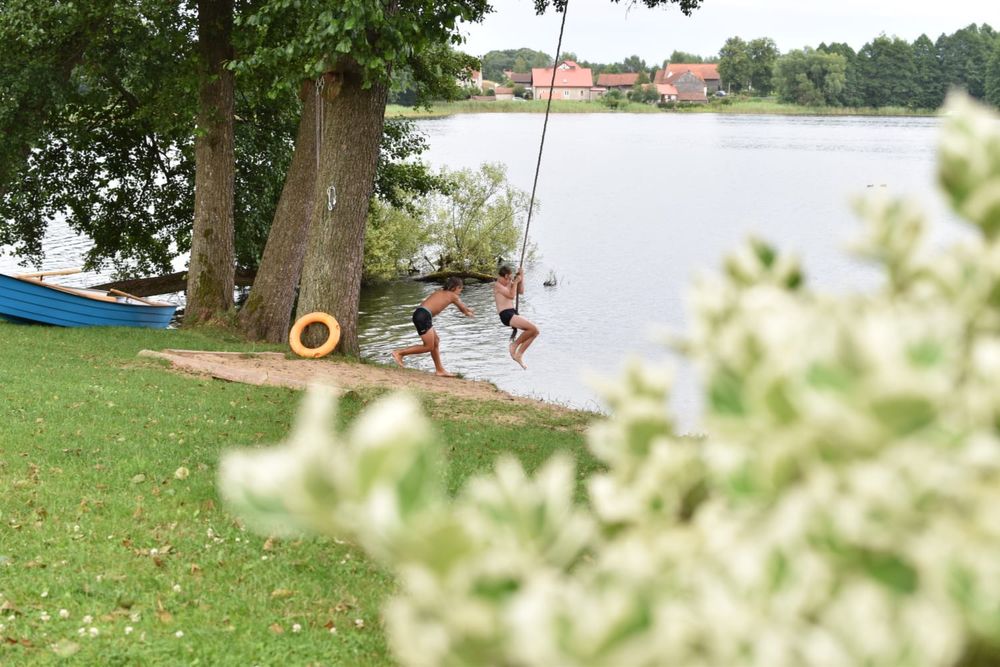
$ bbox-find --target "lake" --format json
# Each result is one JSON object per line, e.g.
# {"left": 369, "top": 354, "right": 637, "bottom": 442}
{"left": 1, "top": 112, "right": 955, "bottom": 428}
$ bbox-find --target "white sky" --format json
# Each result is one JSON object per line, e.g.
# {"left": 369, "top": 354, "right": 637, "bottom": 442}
{"left": 459, "top": 0, "right": 999, "bottom": 64}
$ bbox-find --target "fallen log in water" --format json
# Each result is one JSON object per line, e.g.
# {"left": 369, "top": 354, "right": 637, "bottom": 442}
{"left": 412, "top": 270, "right": 495, "bottom": 283}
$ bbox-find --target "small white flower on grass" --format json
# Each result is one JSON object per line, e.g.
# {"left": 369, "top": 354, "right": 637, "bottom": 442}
{"left": 129, "top": 612, "right": 141, "bottom": 622}
{"left": 59, "top": 609, "right": 70, "bottom": 619}
{"left": 172, "top": 584, "right": 181, "bottom": 593}
{"left": 125, "top": 626, "right": 133, "bottom": 635}
{"left": 39, "top": 611, "right": 50, "bottom": 621}
{"left": 292, "top": 623, "right": 302, "bottom": 633}
{"left": 150, "top": 548, "right": 159, "bottom": 556}
{"left": 174, "top": 467, "right": 190, "bottom": 480}
{"left": 261, "top": 555, "right": 268, "bottom": 561}
{"left": 40, "top": 590, "right": 49, "bottom": 598}
{"left": 82, "top": 615, "right": 93, "bottom": 624}
{"left": 329, "top": 626, "right": 337, "bottom": 635}
{"left": 88, "top": 627, "right": 99, "bottom": 637}
{"left": 77, "top": 628, "right": 85, "bottom": 636}
{"left": 175, "top": 630, "right": 184, "bottom": 638}
{"left": 354, "top": 618, "right": 365, "bottom": 629}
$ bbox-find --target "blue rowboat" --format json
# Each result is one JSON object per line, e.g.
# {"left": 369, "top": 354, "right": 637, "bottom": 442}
{"left": 0, "top": 273, "right": 176, "bottom": 329}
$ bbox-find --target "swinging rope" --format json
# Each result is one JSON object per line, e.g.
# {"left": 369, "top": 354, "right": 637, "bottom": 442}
{"left": 512, "top": 0, "right": 570, "bottom": 340}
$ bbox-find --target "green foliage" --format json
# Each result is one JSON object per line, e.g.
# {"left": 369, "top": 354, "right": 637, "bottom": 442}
{"left": 774, "top": 48, "right": 847, "bottom": 106}
{"left": 363, "top": 200, "right": 428, "bottom": 283}
{"left": 912, "top": 34, "right": 946, "bottom": 110}
{"left": 222, "top": 93, "right": 1000, "bottom": 667}
{"left": 480, "top": 48, "right": 551, "bottom": 82}
{"left": 818, "top": 42, "right": 865, "bottom": 107}
{"left": 986, "top": 39, "right": 1000, "bottom": 107}
{"left": 669, "top": 49, "right": 712, "bottom": 64}
{"left": 424, "top": 163, "right": 532, "bottom": 273}
{"left": 374, "top": 119, "right": 449, "bottom": 215}
{"left": 936, "top": 23, "right": 997, "bottom": 99}
{"left": 858, "top": 35, "right": 918, "bottom": 108}
{"left": 718, "top": 36, "right": 751, "bottom": 92}
{"left": 747, "top": 37, "right": 779, "bottom": 95}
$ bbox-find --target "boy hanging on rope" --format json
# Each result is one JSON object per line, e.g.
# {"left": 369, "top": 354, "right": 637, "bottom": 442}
{"left": 392, "top": 277, "right": 474, "bottom": 377}
{"left": 494, "top": 265, "right": 539, "bottom": 369}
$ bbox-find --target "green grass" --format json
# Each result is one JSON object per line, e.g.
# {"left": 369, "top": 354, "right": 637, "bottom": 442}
{"left": 0, "top": 321, "right": 595, "bottom": 665}
{"left": 386, "top": 97, "right": 936, "bottom": 119}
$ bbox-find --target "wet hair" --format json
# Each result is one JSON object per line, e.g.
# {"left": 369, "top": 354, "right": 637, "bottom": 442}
{"left": 444, "top": 277, "right": 463, "bottom": 291}
{"left": 498, "top": 265, "right": 513, "bottom": 278}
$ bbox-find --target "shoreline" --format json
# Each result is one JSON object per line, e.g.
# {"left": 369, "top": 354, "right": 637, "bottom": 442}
{"left": 386, "top": 99, "right": 938, "bottom": 120}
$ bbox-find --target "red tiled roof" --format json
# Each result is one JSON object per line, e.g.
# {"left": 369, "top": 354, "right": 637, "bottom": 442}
{"left": 508, "top": 72, "right": 532, "bottom": 85}
{"left": 655, "top": 83, "right": 679, "bottom": 96}
{"left": 532, "top": 61, "right": 593, "bottom": 88}
{"left": 596, "top": 72, "right": 640, "bottom": 87}
{"left": 654, "top": 63, "right": 720, "bottom": 85}
{"left": 494, "top": 87, "right": 514, "bottom": 94}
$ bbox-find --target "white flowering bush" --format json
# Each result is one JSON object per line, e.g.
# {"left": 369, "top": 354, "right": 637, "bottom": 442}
{"left": 219, "top": 94, "right": 1000, "bottom": 667}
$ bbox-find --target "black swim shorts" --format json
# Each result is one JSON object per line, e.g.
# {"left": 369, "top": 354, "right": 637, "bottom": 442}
{"left": 499, "top": 308, "right": 518, "bottom": 328}
{"left": 412, "top": 306, "right": 433, "bottom": 335}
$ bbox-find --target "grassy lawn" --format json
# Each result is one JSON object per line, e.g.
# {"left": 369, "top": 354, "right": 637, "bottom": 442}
{"left": 0, "top": 321, "right": 595, "bottom": 665}
{"left": 386, "top": 98, "right": 936, "bottom": 119}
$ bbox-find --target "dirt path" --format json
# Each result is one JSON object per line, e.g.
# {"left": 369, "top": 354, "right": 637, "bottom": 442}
{"left": 138, "top": 349, "right": 575, "bottom": 416}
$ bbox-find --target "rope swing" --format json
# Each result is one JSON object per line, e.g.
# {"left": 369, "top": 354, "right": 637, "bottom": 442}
{"left": 512, "top": 0, "right": 570, "bottom": 340}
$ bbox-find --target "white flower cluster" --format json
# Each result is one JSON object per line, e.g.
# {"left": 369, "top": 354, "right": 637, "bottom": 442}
{"left": 219, "top": 94, "right": 1000, "bottom": 666}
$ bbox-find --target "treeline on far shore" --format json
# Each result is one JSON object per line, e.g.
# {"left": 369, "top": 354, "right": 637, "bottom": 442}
{"left": 454, "top": 23, "right": 1000, "bottom": 111}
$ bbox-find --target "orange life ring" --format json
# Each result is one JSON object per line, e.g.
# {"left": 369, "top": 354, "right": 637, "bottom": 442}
{"left": 289, "top": 311, "right": 341, "bottom": 359}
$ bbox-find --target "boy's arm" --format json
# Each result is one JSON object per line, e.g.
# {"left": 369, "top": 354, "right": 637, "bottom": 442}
{"left": 494, "top": 281, "right": 516, "bottom": 300}
{"left": 452, "top": 292, "right": 474, "bottom": 317}
{"left": 516, "top": 269, "right": 525, "bottom": 295}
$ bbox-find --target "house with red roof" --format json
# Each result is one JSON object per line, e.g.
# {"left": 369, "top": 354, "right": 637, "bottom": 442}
{"left": 596, "top": 72, "right": 641, "bottom": 95}
{"left": 532, "top": 61, "right": 596, "bottom": 101}
{"left": 653, "top": 63, "right": 721, "bottom": 102}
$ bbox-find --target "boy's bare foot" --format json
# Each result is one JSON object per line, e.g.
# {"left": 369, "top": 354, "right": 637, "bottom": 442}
{"left": 513, "top": 353, "right": 527, "bottom": 370}
{"left": 391, "top": 351, "right": 404, "bottom": 367}
{"left": 435, "top": 370, "right": 455, "bottom": 377}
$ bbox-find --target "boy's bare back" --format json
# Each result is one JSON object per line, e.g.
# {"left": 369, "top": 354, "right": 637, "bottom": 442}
{"left": 421, "top": 288, "right": 470, "bottom": 317}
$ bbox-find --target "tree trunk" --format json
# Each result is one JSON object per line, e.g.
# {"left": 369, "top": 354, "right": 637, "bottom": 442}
{"left": 185, "top": 0, "right": 235, "bottom": 324}
{"left": 238, "top": 82, "right": 319, "bottom": 342}
{"left": 296, "top": 67, "right": 389, "bottom": 356}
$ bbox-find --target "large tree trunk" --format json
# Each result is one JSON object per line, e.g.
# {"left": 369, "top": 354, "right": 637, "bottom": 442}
{"left": 237, "top": 82, "right": 319, "bottom": 342}
{"left": 296, "top": 67, "right": 389, "bottom": 356}
{"left": 185, "top": 0, "right": 235, "bottom": 324}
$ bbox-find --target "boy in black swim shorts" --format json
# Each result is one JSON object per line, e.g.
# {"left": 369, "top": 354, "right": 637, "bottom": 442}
{"left": 494, "top": 265, "right": 539, "bottom": 369}
{"left": 391, "top": 277, "right": 474, "bottom": 377}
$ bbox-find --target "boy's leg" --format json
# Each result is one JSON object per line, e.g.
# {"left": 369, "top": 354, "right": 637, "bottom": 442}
{"left": 429, "top": 330, "right": 453, "bottom": 377}
{"left": 509, "top": 315, "right": 539, "bottom": 366}
{"left": 392, "top": 329, "right": 436, "bottom": 367}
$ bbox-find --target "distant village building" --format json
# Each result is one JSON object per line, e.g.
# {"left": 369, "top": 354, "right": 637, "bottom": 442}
{"left": 531, "top": 61, "right": 596, "bottom": 101}
{"left": 596, "top": 72, "right": 640, "bottom": 95}
{"left": 458, "top": 69, "right": 484, "bottom": 90}
{"left": 503, "top": 70, "right": 534, "bottom": 88}
{"left": 653, "top": 63, "right": 721, "bottom": 102}
{"left": 494, "top": 86, "right": 515, "bottom": 101}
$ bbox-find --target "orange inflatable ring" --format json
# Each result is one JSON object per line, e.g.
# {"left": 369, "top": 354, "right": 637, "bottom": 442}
{"left": 289, "top": 311, "right": 341, "bottom": 359}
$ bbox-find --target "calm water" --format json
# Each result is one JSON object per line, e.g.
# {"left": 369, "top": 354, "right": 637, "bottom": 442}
{"left": 2, "top": 113, "right": 955, "bottom": 427}
{"left": 361, "top": 113, "right": 954, "bottom": 424}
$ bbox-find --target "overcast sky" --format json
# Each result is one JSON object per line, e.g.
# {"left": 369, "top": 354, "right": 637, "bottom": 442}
{"left": 458, "top": 0, "right": 998, "bottom": 64}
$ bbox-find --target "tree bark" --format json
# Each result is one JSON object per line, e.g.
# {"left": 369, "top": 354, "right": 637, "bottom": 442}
{"left": 296, "top": 66, "right": 389, "bottom": 356}
{"left": 237, "top": 82, "right": 319, "bottom": 342}
{"left": 184, "top": 0, "right": 235, "bottom": 324}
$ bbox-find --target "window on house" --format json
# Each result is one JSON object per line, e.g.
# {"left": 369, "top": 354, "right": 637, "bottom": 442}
{"left": 563, "top": 89, "right": 569, "bottom": 98}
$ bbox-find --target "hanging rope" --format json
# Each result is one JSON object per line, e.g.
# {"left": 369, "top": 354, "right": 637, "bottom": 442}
{"left": 512, "top": 0, "right": 570, "bottom": 340}
{"left": 315, "top": 75, "right": 325, "bottom": 173}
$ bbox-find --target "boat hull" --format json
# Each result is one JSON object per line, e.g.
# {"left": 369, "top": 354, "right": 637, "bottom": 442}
{"left": 0, "top": 274, "right": 176, "bottom": 329}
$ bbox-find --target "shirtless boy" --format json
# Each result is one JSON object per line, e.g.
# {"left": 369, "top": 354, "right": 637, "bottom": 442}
{"left": 494, "top": 265, "right": 539, "bottom": 369}
{"left": 392, "top": 277, "right": 474, "bottom": 377}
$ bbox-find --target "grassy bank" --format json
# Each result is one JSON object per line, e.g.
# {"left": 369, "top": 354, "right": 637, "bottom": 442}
{"left": 0, "top": 321, "right": 594, "bottom": 665}
{"left": 387, "top": 98, "right": 936, "bottom": 119}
